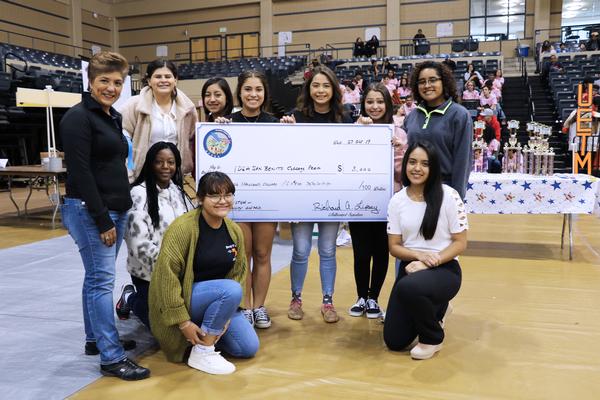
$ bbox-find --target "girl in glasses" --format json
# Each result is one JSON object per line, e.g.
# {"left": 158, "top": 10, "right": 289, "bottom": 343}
{"left": 149, "top": 171, "right": 258, "bottom": 375}
{"left": 403, "top": 61, "right": 473, "bottom": 199}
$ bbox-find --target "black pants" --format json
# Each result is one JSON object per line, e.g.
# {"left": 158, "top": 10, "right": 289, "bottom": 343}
{"left": 383, "top": 259, "right": 461, "bottom": 350}
{"left": 129, "top": 275, "right": 150, "bottom": 328}
{"left": 348, "top": 222, "right": 389, "bottom": 301}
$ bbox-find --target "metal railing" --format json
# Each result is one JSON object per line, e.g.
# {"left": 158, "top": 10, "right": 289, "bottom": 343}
{"left": 326, "top": 35, "right": 506, "bottom": 60}
{"left": 535, "top": 23, "right": 600, "bottom": 44}
{"left": 174, "top": 43, "right": 311, "bottom": 65}
{"left": 521, "top": 57, "right": 535, "bottom": 121}
{"left": 0, "top": 28, "right": 92, "bottom": 59}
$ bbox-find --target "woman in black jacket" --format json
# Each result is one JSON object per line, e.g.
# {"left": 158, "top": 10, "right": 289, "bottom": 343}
{"left": 60, "top": 52, "right": 150, "bottom": 381}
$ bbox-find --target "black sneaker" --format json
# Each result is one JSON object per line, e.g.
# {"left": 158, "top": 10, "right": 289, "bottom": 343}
{"left": 366, "top": 298, "right": 383, "bottom": 319}
{"left": 348, "top": 297, "right": 366, "bottom": 317}
{"left": 100, "top": 357, "right": 150, "bottom": 381}
{"left": 116, "top": 284, "right": 135, "bottom": 320}
{"left": 85, "top": 339, "right": 137, "bottom": 355}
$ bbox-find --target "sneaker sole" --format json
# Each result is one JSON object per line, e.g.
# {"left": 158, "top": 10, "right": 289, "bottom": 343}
{"left": 366, "top": 311, "right": 382, "bottom": 319}
{"left": 348, "top": 310, "right": 365, "bottom": 317}
{"left": 410, "top": 345, "right": 442, "bottom": 360}
{"left": 100, "top": 369, "right": 150, "bottom": 380}
{"left": 287, "top": 313, "right": 303, "bottom": 320}
{"left": 187, "top": 360, "right": 236, "bottom": 375}
{"left": 254, "top": 320, "right": 271, "bottom": 329}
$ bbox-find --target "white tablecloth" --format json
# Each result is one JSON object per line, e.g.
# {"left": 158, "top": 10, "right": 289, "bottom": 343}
{"left": 465, "top": 173, "right": 600, "bottom": 215}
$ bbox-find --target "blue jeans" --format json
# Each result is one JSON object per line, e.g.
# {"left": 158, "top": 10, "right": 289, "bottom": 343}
{"left": 290, "top": 222, "right": 339, "bottom": 296}
{"left": 61, "top": 197, "right": 128, "bottom": 365}
{"left": 190, "top": 279, "right": 259, "bottom": 358}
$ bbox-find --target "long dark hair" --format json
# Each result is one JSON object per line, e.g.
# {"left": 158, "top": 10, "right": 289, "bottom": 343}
{"left": 360, "top": 83, "right": 393, "bottom": 123}
{"left": 201, "top": 77, "right": 234, "bottom": 122}
{"left": 297, "top": 65, "right": 345, "bottom": 122}
{"left": 144, "top": 59, "right": 178, "bottom": 99}
{"left": 131, "top": 142, "right": 188, "bottom": 228}
{"left": 236, "top": 70, "right": 271, "bottom": 113}
{"left": 400, "top": 140, "right": 444, "bottom": 240}
{"left": 410, "top": 61, "right": 458, "bottom": 104}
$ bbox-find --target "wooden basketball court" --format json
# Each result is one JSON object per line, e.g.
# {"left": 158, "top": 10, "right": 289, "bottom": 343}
{"left": 2, "top": 188, "right": 599, "bottom": 399}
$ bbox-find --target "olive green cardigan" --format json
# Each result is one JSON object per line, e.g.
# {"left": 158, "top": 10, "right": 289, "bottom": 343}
{"left": 148, "top": 208, "right": 247, "bottom": 363}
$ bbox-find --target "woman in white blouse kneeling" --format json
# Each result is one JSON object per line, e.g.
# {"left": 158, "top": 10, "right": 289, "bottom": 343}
{"left": 384, "top": 140, "right": 468, "bottom": 360}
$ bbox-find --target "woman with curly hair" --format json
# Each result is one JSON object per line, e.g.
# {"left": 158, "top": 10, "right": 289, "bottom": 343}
{"left": 403, "top": 61, "right": 473, "bottom": 199}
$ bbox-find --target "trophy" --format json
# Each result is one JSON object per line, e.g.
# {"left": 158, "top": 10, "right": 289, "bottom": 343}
{"left": 524, "top": 123, "right": 554, "bottom": 175}
{"left": 471, "top": 134, "right": 488, "bottom": 172}
{"left": 502, "top": 120, "right": 523, "bottom": 173}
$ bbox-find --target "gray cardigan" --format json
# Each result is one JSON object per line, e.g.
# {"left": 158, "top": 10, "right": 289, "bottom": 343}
{"left": 402, "top": 99, "right": 473, "bottom": 198}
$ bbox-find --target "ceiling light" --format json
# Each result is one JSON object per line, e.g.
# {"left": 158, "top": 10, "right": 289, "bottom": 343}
{"left": 565, "top": 3, "right": 584, "bottom": 10}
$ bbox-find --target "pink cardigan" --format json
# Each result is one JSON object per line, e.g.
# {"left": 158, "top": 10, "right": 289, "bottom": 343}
{"left": 355, "top": 116, "right": 406, "bottom": 193}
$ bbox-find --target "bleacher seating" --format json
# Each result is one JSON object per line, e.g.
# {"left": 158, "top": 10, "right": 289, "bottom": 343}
{"left": 0, "top": 43, "right": 80, "bottom": 69}
{"left": 545, "top": 52, "right": 600, "bottom": 122}
{"left": 177, "top": 56, "right": 306, "bottom": 80}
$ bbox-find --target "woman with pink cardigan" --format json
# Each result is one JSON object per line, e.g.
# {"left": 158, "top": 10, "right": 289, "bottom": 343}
{"left": 347, "top": 83, "right": 406, "bottom": 320}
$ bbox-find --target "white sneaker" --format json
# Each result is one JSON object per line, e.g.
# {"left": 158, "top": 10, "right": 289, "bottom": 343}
{"left": 187, "top": 345, "right": 236, "bottom": 375}
{"left": 410, "top": 343, "right": 442, "bottom": 360}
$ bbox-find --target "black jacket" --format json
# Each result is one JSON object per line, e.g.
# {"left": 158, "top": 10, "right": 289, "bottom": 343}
{"left": 60, "top": 92, "right": 132, "bottom": 232}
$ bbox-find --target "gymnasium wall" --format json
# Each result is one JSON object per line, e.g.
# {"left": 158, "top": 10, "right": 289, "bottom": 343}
{"left": 272, "top": 0, "right": 386, "bottom": 53}
{"left": 0, "top": 0, "right": 74, "bottom": 55}
{"left": 117, "top": 3, "right": 260, "bottom": 63}
{"left": 0, "top": 0, "right": 565, "bottom": 62}
{"left": 82, "top": 8, "right": 112, "bottom": 52}
{"left": 550, "top": 0, "right": 563, "bottom": 41}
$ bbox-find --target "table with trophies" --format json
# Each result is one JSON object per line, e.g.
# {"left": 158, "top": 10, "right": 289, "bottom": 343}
{"left": 465, "top": 121, "right": 600, "bottom": 260}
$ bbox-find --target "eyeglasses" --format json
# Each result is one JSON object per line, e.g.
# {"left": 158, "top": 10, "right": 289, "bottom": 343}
{"left": 417, "top": 77, "right": 441, "bottom": 86}
{"left": 205, "top": 193, "right": 234, "bottom": 203}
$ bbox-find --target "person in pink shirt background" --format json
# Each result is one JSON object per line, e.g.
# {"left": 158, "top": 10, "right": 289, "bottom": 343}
{"left": 462, "top": 81, "right": 480, "bottom": 100}
{"left": 402, "top": 94, "right": 417, "bottom": 115}
{"left": 479, "top": 86, "right": 497, "bottom": 111}
{"left": 384, "top": 69, "right": 398, "bottom": 87}
{"left": 382, "top": 75, "right": 397, "bottom": 96}
{"left": 397, "top": 76, "right": 411, "bottom": 98}
{"left": 493, "top": 69, "right": 504, "bottom": 90}
{"left": 342, "top": 82, "right": 361, "bottom": 104}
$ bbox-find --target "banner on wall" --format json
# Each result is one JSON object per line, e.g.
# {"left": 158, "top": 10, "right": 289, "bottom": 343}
{"left": 436, "top": 22, "right": 453, "bottom": 38}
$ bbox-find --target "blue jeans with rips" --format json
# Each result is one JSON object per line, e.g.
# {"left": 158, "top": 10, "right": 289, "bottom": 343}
{"left": 189, "top": 279, "right": 259, "bottom": 358}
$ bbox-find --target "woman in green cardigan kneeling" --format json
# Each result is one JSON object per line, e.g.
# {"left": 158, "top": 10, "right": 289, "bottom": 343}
{"left": 149, "top": 172, "right": 259, "bottom": 375}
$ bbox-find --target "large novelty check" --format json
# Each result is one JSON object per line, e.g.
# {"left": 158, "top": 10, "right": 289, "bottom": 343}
{"left": 195, "top": 122, "right": 394, "bottom": 221}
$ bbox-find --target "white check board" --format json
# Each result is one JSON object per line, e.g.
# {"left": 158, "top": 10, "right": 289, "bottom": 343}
{"left": 195, "top": 123, "right": 394, "bottom": 221}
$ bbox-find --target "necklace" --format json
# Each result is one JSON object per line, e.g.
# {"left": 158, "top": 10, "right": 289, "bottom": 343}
{"left": 407, "top": 187, "right": 425, "bottom": 201}
{"left": 241, "top": 112, "right": 260, "bottom": 123}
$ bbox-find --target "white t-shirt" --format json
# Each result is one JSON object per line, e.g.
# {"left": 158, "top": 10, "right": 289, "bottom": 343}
{"left": 149, "top": 99, "right": 178, "bottom": 145}
{"left": 387, "top": 184, "right": 468, "bottom": 257}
